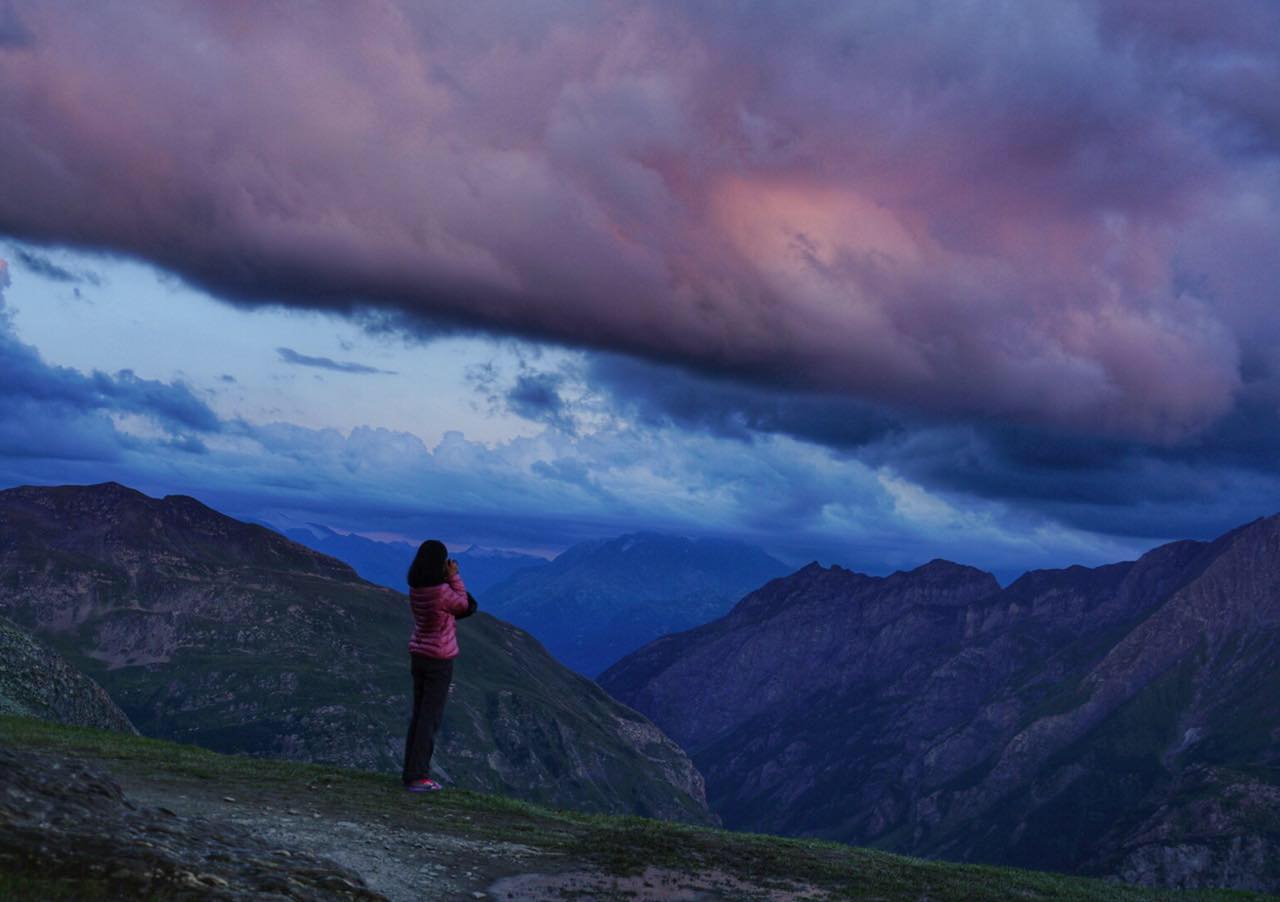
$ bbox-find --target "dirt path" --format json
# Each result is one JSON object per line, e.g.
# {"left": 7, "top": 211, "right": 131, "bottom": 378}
{"left": 113, "top": 771, "right": 827, "bottom": 901}
{"left": 116, "top": 774, "right": 545, "bottom": 900}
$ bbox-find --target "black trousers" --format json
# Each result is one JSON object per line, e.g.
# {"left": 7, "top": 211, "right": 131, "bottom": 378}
{"left": 402, "top": 654, "right": 454, "bottom": 784}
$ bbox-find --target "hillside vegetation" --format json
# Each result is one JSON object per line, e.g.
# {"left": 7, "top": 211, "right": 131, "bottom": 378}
{"left": 0, "top": 482, "right": 708, "bottom": 823}
{"left": 0, "top": 715, "right": 1261, "bottom": 902}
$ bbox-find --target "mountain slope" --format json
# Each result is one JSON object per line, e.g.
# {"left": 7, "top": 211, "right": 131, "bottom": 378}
{"left": 0, "top": 482, "right": 710, "bottom": 824}
{"left": 484, "top": 532, "right": 791, "bottom": 676}
{"left": 0, "top": 614, "right": 135, "bottom": 733}
{"left": 3, "top": 714, "right": 1244, "bottom": 902}
{"left": 599, "top": 522, "right": 1280, "bottom": 890}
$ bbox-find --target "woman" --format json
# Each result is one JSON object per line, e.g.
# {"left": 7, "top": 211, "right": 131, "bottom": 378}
{"left": 402, "top": 539, "right": 476, "bottom": 792}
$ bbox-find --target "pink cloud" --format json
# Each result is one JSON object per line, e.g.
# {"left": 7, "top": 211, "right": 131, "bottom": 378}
{"left": 1, "top": 0, "right": 1276, "bottom": 441}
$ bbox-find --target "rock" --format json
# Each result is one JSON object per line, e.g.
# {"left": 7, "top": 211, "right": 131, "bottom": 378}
{"left": 0, "top": 745, "right": 385, "bottom": 899}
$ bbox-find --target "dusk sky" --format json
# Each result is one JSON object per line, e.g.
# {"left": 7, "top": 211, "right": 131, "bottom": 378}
{"left": 2, "top": 1, "right": 1279, "bottom": 580}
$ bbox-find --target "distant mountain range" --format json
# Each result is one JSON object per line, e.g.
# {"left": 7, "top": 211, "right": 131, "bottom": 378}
{"left": 0, "top": 482, "right": 712, "bottom": 824}
{"left": 273, "top": 523, "right": 548, "bottom": 595}
{"left": 483, "top": 532, "right": 792, "bottom": 677}
{"left": 600, "top": 522, "right": 1280, "bottom": 891}
{"left": 282, "top": 524, "right": 794, "bottom": 679}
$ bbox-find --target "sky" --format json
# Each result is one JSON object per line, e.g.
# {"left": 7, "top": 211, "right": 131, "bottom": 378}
{"left": 1, "top": 0, "right": 1278, "bottom": 581}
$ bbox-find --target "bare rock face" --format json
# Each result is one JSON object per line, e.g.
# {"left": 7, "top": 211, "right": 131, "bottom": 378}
{"left": 599, "top": 518, "right": 1280, "bottom": 890}
{"left": 0, "top": 614, "right": 135, "bottom": 733}
{"left": 1109, "top": 767, "right": 1280, "bottom": 891}
{"left": 0, "top": 482, "right": 712, "bottom": 825}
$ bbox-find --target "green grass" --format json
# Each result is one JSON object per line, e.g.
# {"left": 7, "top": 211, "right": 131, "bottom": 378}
{"left": 0, "top": 715, "right": 1267, "bottom": 901}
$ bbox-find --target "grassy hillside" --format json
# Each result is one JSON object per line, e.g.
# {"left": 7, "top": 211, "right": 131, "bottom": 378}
{"left": 0, "top": 715, "right": 1263, "bottom": 901}
{"left": 0, "top": 482, "right": 709, "bottom": 823}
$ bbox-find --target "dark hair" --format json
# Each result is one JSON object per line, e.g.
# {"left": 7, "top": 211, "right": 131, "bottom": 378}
{"left": 407, "top": 539, "right": 449, "bottom": 588}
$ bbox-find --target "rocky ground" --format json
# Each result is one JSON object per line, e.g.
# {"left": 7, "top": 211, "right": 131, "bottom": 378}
{"left": 1, "top": 715, "right": 1263, "bottom": 901}
{"left": 0, "top": 746, "right": 381, "bottom": 899}
{"left": 0, "top": 735, "right": 818, "bottom": 900}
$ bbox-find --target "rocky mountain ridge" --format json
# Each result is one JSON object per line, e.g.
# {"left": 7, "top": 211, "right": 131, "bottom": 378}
{"left": 600, "top": 519, "right": 1280, "bottom": 891}
{"left": 0, "top": 482, "right": 711, "bottom": 824}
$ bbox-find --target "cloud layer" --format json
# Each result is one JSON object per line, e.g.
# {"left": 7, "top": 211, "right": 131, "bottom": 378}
{"left": 3, "top": 251, "right": 1157, "bottom": 579}
{"left": 3, "top": 1, "right": 1277, "bottom": 442}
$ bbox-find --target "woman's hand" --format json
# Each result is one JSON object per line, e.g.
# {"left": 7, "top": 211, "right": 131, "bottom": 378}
{"left": 445, "top": 558, "right": 460, "bottom": 578}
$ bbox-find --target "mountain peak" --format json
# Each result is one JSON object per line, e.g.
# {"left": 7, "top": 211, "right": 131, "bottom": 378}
{"left": 1, "top": 481, "right": 358, "bottom": 582}
{"left": 3, "top": 481, "right": 147, "bottom": 503}
{"left": 484, "top": 530, "right": 791, "bottom": 675}
{"left": 458, "top": 544, "right": 543, "bottom": 561}
{"left": 903, "top": 558, "right": 998, "bottom": 585}
{"left": 88, "top": 480, "right": 144, "bottom": 495}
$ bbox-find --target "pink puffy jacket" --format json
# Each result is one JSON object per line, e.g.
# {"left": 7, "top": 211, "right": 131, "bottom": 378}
{"left": 408, "top": 573, "right": 471, "bottom": 659}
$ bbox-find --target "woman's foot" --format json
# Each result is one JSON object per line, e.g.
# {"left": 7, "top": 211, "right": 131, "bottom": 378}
{"left": 404, "top": 777, "right": 443, "bottom": 792}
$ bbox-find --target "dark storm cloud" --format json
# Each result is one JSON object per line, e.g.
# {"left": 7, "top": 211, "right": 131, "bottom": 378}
{"left": 1, "top": 1, "right": 1277, "bottom": 443}
{"left": 276, "top": 347, "right": 397, "bottom": 376}
{"left": 589, "top": 354, "right": 904, "bottom": 450}
{"left": 0, "top": 338, "right": 220, "bottom": 435}
{"left": 0, "top": 260, "right": 221, "bottom": 447}
{"left": 505, "top": 372, "right": 575, "bottom": 433}
{"left": 91, "top": 369, "right": 221, "bottom": 432}
{"left": 580, "top": 351, "right": 1280, "bottom": 544}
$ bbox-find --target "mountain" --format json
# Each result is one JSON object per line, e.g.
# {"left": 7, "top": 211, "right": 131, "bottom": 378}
{"left": 0, "top": 614, "right": 135, "bottom": 733}
{"left": 454, "top": 544, "right": 551, "bottom": 593}
{"left": 482, "top": 532, "right": 792, "bottom": 677}
{"left": 277, "top": 524, "right": 549, "bottom": 595}
{"left": 0, "top": 482, "right": 712, "bottom": 824}
{"left": 599, "top": 521, "right": 1280, "bottom": 891}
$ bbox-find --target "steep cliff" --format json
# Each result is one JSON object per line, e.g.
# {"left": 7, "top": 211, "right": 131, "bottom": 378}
{"left": 0, "top": 482, "right": 711, "bottom": 824}
{"left": 600, "top": 521, "right": 1280, "bottom": 890}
